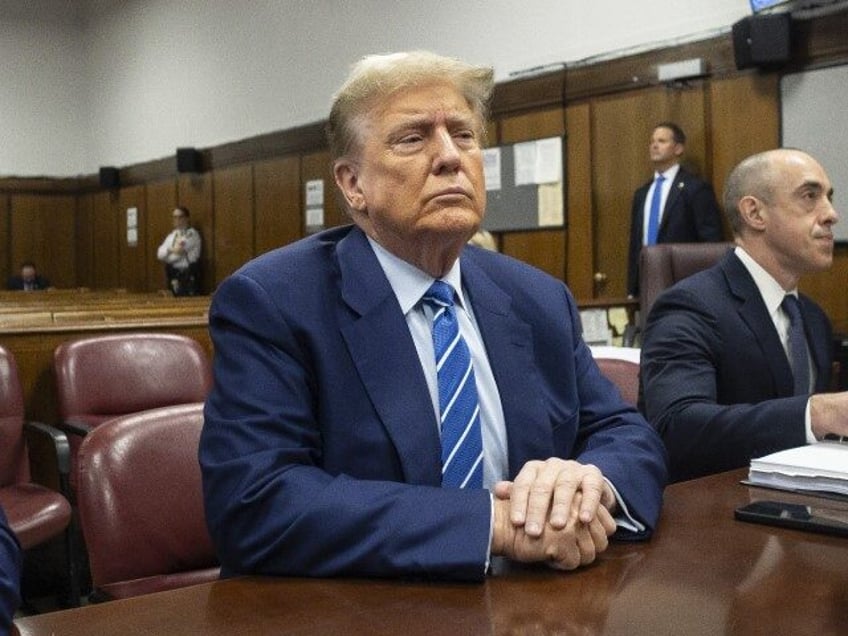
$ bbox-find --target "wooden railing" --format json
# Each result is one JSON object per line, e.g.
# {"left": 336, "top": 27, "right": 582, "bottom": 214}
{"left": 0, "top": 291, "right": 212, "bottom": 425}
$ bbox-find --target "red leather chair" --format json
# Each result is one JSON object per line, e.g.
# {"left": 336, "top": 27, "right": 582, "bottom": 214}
{"left": 0, "top": 345, "right": 80, "bottom": 606}
{"left": 75, "top": 403, "right": 219, "bottom": 601}
{"left": 53, "top": 332, "right": 212, "bottom": 490}
{"left": 590, "top": 346, "right": 641, "bottom": 407}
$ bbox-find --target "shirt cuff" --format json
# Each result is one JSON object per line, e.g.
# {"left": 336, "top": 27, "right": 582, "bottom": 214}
{"left": 604, "top": 477, "right": 646, "bottom": 534}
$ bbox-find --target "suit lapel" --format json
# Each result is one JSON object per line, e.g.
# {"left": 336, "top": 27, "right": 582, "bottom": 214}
{"left": 799, "top": 296, "right": 830, "bottom": 391}
{"left": 461, "top": 257, "right": 551, "bottom": 477}
{"left": 722, "top": 254, "right": 795, "bottom": 394}
{"left": 659, "top": 169, "right": 686, "bottom": 237}
{"left": 336, "top": 228, "right": 442, "bottom": 486}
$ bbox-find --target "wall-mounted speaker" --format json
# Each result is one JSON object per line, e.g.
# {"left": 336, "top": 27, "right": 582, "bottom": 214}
{"left": 731, "top": 14, "right": 791, "bottom": 70}
{"left": 176, "top": 147, "right": 203, "bottom": 173}
{"left": 99, "top": 166, "right": 120, "bottom": 189}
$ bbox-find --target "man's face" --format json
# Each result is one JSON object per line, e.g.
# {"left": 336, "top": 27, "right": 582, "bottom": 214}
{"left": 21, "top": 266, "right": 35, "bottom": 282}
{"left": 760, "top": 151, "right": 838, "bottom": 276}
{"left": 172, "top": 209, "right": 189, "bottom": 230}
{"left": 338, "top": 81, "right": 486, "bottom": 266}
{"left": 648, "top": 126, "right": 683, "bottom": 169}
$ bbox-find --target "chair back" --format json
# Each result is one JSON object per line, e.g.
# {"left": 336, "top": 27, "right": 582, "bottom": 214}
{"left": 591, "top": 347, "right": 641, "bottom": 406}
{"left": 54, "top": 333, "right": 212, "bottom": 426}
{"left": 639, "top": 242, "right": 734, "bottom": 332}
{"left": 76, "top": 403, "right": 219, "bottom": 599}
{"left": 0, "top": 345, "right": 28, "bottom": 486}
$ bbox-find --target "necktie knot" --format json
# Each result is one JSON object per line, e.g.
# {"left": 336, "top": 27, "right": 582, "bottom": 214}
{"left": 423, "top": 280, "right": 454, "bottom": 309}
{"left": 782, "top": 294, "right": 802, "bottom": 321}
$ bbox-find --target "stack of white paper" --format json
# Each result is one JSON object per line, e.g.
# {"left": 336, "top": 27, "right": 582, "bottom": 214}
{"left": 748, "top": 441, "right": 848, "bottom": 496}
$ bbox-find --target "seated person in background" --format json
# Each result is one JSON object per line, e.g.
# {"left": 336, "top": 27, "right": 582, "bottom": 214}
{"left": 156, "top": 206, "right": 202, "bottom": 296}
{"left": 0, "top": 505, "right": 22, "bottom": 630}
{"left": 468, "top": 229, "right": 497, "bottom": 251}
{"left": 640, "top": 148, "right": 847, "bottom": 483}
{"left": 200, "top": 50, "right": 666, "bottom": 582}
{"left": 6, "top": 261, "right": 50, "bottom": 291}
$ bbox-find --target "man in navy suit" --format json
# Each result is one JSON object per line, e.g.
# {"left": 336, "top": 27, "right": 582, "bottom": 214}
{"left": 641, "top": 149, "right": 847, "bottom": 482}
{"left": 200, "top": 51, "right": 666, "bottom": 581}
{"left": 627, "top": 123, "right": 724, "bottom": 297}
{"left": 0, "top": 506, "right": 22, "bottom": 630}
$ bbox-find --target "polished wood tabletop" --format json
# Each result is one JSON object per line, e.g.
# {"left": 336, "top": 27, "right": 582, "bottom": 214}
{"left": 14, "top": 469, "right": 848, "bottom": 635}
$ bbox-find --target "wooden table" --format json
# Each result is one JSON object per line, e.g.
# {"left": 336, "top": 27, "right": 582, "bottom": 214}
{"left": 13, "top": 469, "right": 848, "bottom": 635}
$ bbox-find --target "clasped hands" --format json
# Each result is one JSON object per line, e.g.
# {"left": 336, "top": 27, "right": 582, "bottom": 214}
{"left": 491, "top": 458, "right": 617, "bottom": 570}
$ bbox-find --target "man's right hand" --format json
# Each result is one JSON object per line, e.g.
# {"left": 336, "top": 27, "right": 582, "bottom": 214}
{"left": 490, "top": 492, "right": 615, "bottom": 570}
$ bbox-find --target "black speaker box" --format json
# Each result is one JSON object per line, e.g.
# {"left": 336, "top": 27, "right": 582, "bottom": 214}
{"left": 732, "top": 14, "right": 791, "bottom": 70}
{"left": 99, "top": 166, "right": 120, "bottom": 189}
{"left": 176, "top": 147, "right": 203, "bottom": 173}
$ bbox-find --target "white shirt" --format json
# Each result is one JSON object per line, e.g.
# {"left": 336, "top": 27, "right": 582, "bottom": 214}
{"left": 642, "top": 163, "right": 681, "bottom": 244}
{"left": 156, "top": 227, "right": 202, "bottom": 269}
{"left": 734, "top": 247, "right": 816, "bottom": 443}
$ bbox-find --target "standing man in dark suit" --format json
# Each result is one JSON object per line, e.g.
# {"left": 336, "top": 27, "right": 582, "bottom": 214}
{"left": 640, "top": 148, "right": 846, "bottom": 482}
{"left": 627, "top": 123, "right": 724, "bottom": 297}
{"left": 200, "top": 50, "right": 666, "bottom": 582}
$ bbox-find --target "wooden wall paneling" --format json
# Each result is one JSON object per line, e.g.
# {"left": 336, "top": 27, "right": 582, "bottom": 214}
{"left": 498, "top": 108, "right": 567, "bottom": 281}
{"left": 212, "top": 164, "right": 255, "bottom": 287}
{"left": 708, "top": 72, "right": 780, "bottom": 215}
{"left": 178, "top": 172, "right": 214, "bottom": 294}
{"left": 10, "top": 194, "right": 76, "bottom": 289}
{"left": 117, "top": 185, "right": 147, "bottom": 292}
{"left": 254, "top": 155, "right": 302, "bottom": 257}
{"left": 564, "top": 103, "right": 594, "bottom": 301}
{"left": 801, "top": 248, "right": 848, "bottom": 333}
{"left": 75, "top": 194, "right": 94, "bottom": 288}
{"left": 302, "top": 151, "right": 347, "bottom": 229}
{"left": 590, "top": 85, "right": 706, "bottom": 298}
{"left": 0, "top": 195, "right": 9, "bottom": 284}
{"left": 91, "top": 191, "right": 121, "bottom": 289}
{"left": 145, "top": 179, "right": 177, "bottom": 292}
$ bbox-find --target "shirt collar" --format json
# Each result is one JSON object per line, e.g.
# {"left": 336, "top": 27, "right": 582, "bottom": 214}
{"left": 366, "top": 236, "right": 465, "bottom": 314}
{"left": 734, "top": 246, "right": 798, "bottom": 316}
{"left": 655, "top": 163, "right": 680, "bottom": 182}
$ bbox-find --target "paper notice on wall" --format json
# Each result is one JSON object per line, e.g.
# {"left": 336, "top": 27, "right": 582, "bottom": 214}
{"left": 580, "top": 308, "right": 611, "bottom": 346}
{"left": 537, "top": 182, "right": 563, "bottom": 226}
{"left": 534, "top": 137, "right": 562, "bottom": 184}
{"left": 306, "top": 180, "right": 324, "bottom": 207}
{"left": 483, "top": 147, "right": 502, "bottom": 191}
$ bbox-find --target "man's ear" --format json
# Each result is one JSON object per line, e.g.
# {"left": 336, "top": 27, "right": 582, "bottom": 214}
{"left": 738, "top": 195, "right": 766, "bottom": 231}
{"left": 333, "top": 160, "right": 366, "bottom": 212}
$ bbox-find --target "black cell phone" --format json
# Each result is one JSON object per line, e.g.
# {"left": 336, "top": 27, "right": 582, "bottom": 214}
{"left": 734, "top": 500, "right": 848, "bottom": 538}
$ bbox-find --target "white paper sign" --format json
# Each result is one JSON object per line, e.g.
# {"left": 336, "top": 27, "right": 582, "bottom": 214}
{"left": 483, "top": 147, "right": 502, "bottom": 191}
{"left": 306, "top": 180, "right": 324, "bottom": 207}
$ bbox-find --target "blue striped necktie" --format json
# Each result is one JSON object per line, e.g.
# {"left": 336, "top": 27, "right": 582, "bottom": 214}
{"left": 646, "top": 174, "right": 665, "bottom": 245}
{"left": 423, "top": 281, "right": 483, "bottom": 489}
{"left": 782, "top": 295, "right": 811, "bottom": 395}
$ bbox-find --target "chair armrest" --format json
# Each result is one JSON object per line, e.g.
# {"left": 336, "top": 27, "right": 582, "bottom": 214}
{"left": 60, "top": 419, "right": 95, "bottom": 438}
{"left": 23, "top": 420, "right": 71, "bottom": 496}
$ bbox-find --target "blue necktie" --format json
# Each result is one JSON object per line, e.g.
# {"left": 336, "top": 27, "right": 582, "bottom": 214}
{"left": 646, "top": 174, "right": 665, "bottom": 245}
{"left": 423, "top": 281, "right": 483, "bottom": 489}
{"left": 782, "top": 295, "right": 811, "bottom": 395}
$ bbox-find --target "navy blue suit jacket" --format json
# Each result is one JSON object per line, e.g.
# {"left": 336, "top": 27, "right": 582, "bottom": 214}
{"left": 200, "top": 225, "right": 667, "bottom": 581}
{"left": 640, "top": 251, "right": 833, "bottom": 482}
{"left": 627, "top": 166, "right": 724, "bottom": 296}
{"left": 0, "top": 506, "right": 21, "bottom": 630}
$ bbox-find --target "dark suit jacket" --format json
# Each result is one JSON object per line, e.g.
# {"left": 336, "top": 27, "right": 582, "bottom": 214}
{"left": 0, "top": 507, "right": 21, "bottom": 629}
{"left": 640, "top": 251, "right": 832, "bottom": 482}
{"left": 6, "top": 275, "right": 50, "bottom": 291}
{"left": 627, "top": 166, "right": 723, "bottom": 296}
{"left": 200, "top": 225, "right": 667, "bottom": 581}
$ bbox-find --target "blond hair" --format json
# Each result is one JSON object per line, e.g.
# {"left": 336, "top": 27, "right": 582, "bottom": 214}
{"left": 326, "top": 50, "right": 494, "bottom": 161}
